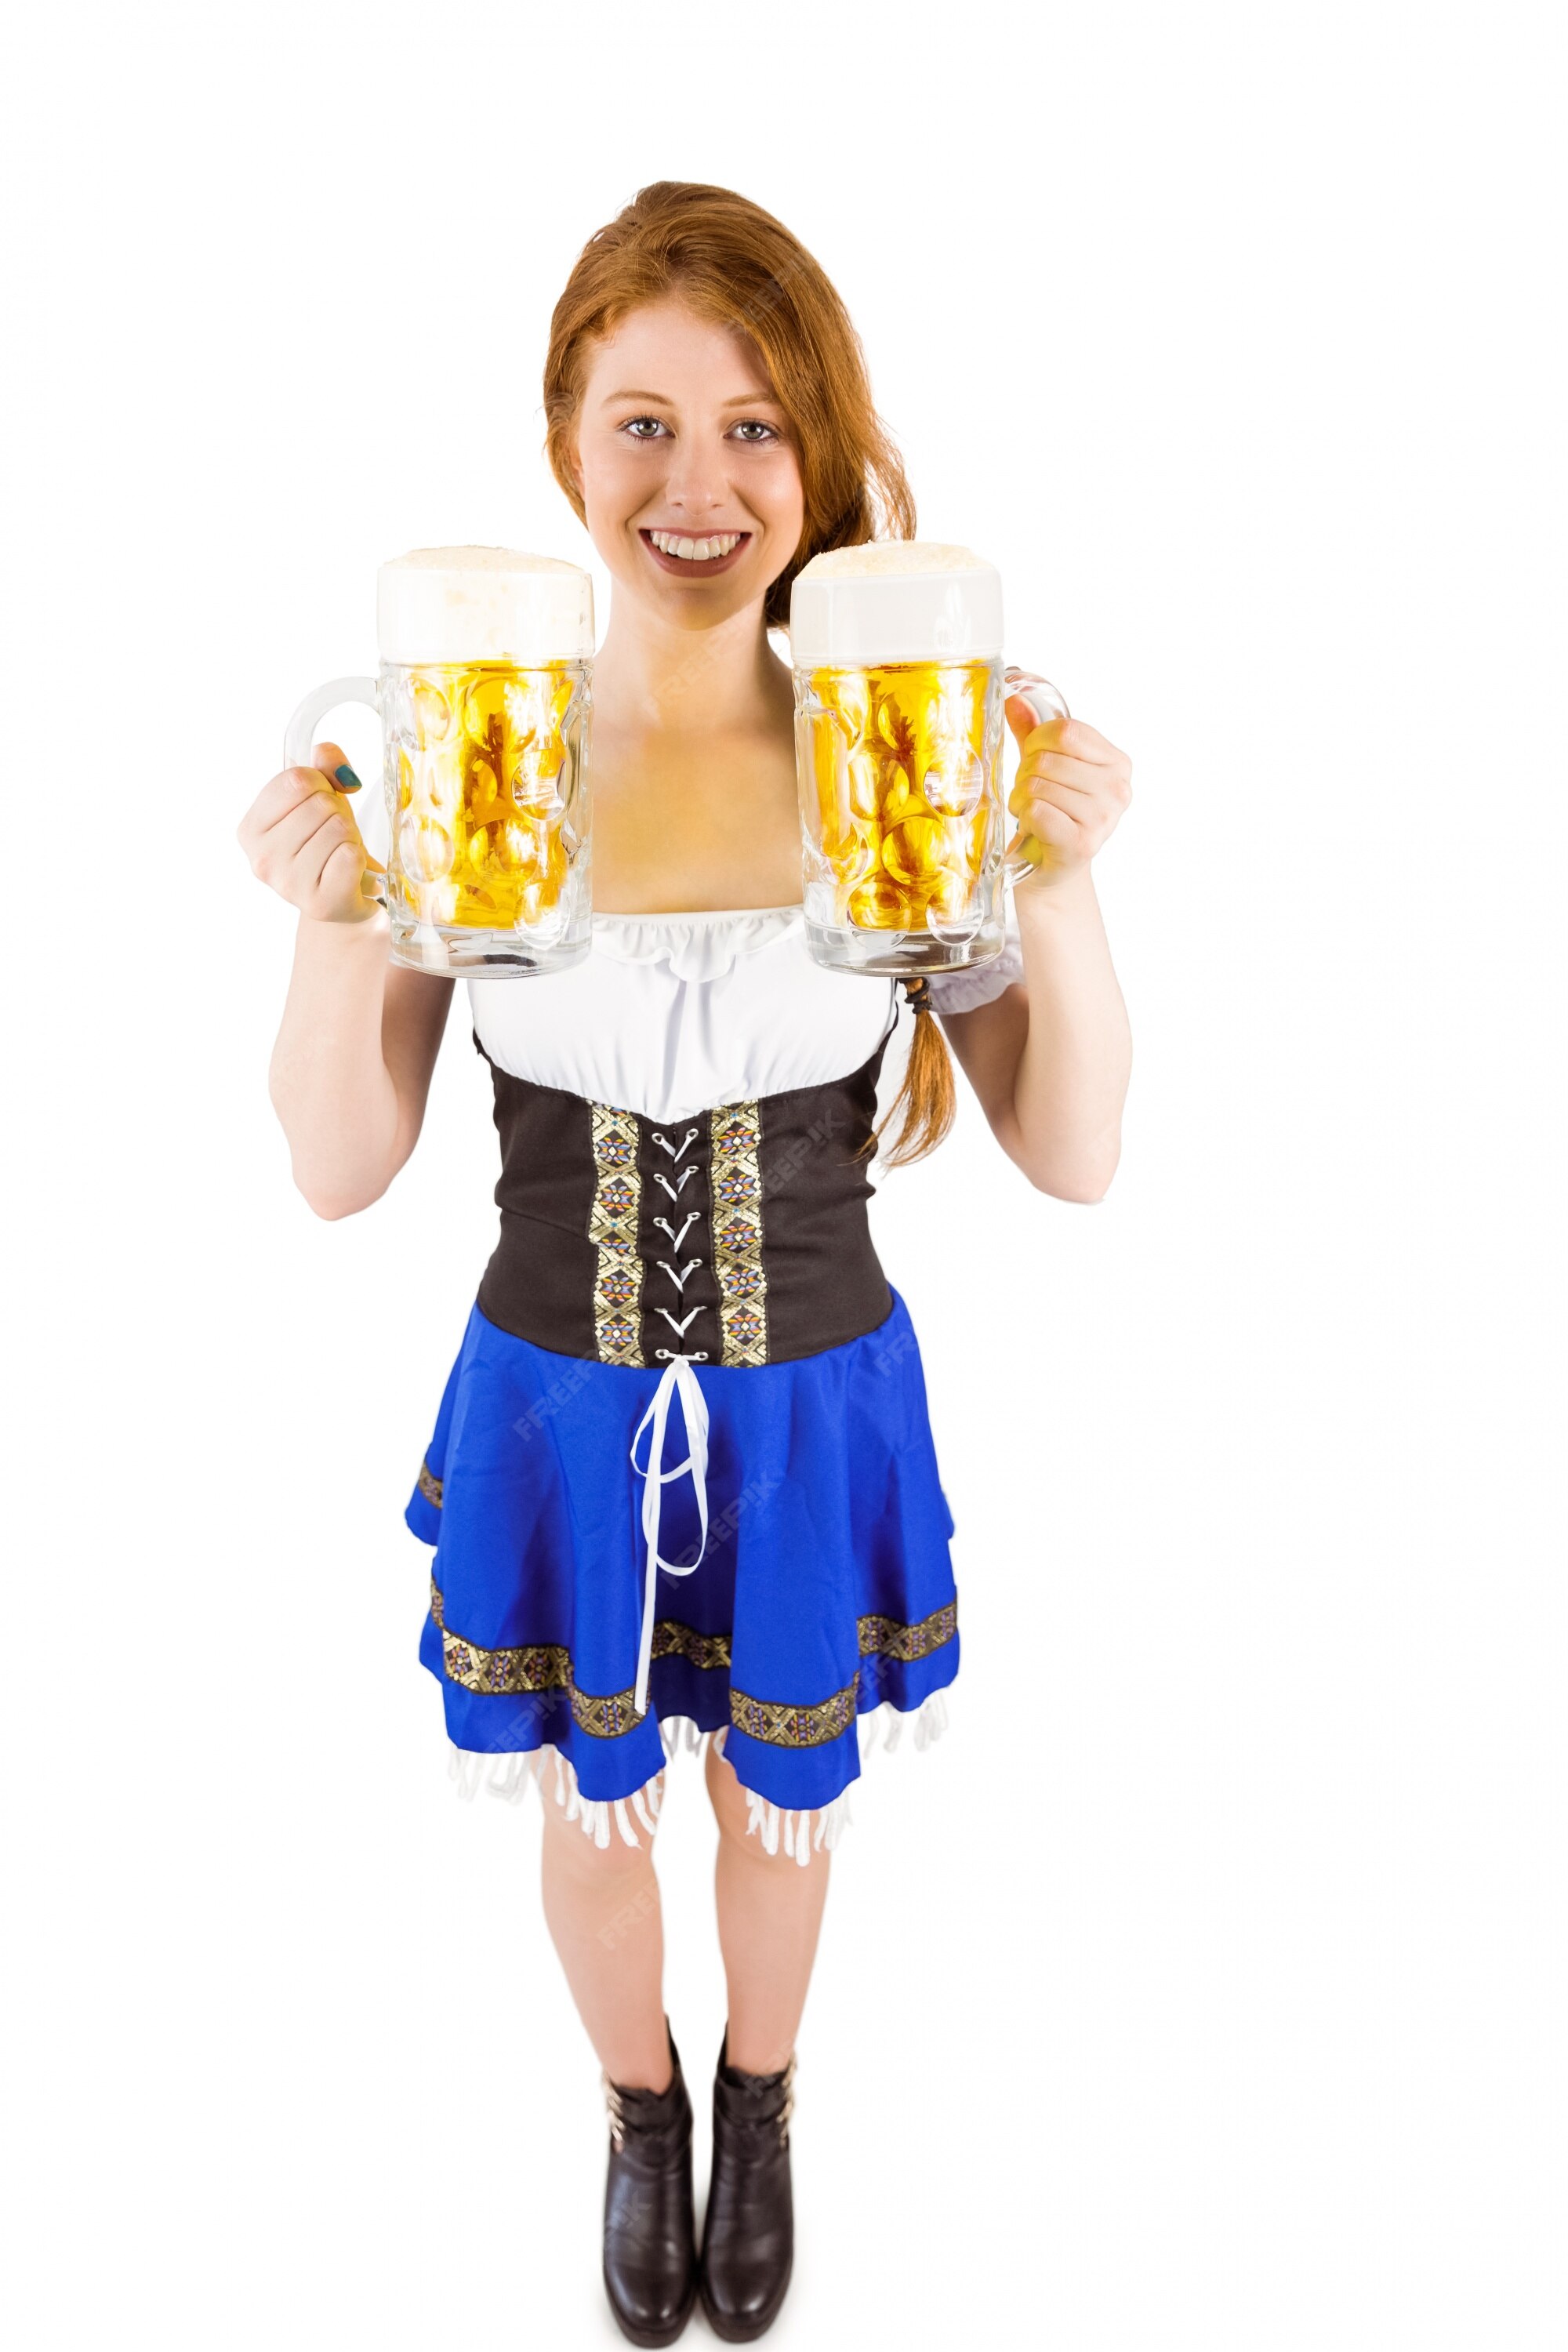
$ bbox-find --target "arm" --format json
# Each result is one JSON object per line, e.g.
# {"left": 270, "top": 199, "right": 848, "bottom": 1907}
{"left": 269, "top": 913, "right": 454, "bottom": 1218}
{"left": 939, "top": 711, "right": 1134, "bottom": 1202}
{"left": 241, "top": 737, "right": 455, "bottom": 1219}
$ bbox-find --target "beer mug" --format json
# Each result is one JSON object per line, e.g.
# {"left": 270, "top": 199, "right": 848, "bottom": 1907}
{"left": 283, "top": 546, "right": 595, "bottom": 976}
{"left": 789, "top": 542, "right": 1069, "bottom": 976}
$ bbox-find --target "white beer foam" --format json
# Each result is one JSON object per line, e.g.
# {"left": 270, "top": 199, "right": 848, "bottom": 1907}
{"left": 378, "top": 546, "right": 595, "bottom": 665}
{"left": 795, "top": 540, "right": 992, "bottom": 579}
{"left": 789, "top": 539, "right": 1002, "bottom": 664}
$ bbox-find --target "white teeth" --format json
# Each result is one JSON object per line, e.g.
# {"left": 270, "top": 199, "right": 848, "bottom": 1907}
{"left": 648, "top": 531, "right": 742, "bottom": 561}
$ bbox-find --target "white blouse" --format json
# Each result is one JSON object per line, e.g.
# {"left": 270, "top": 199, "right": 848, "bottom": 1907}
{"left": 469, "top": 902, "right": 1024, "bottom": 1125}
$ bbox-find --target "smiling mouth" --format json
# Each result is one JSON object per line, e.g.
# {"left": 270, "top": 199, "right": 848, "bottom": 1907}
{"left": 639, "top": 528, "right": 752, "bottom": 574}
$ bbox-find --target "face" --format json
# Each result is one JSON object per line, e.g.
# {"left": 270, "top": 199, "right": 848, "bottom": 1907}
{"left": 568, "top": 297, "right": 806, "bottom": 627}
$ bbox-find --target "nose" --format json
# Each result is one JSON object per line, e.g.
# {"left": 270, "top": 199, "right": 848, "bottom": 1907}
{"left": 656, "top": 437, "right": 733, "bottom": 517}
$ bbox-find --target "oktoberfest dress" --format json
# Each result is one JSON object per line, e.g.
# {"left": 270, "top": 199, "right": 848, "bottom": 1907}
{"left": 404, "top": 902, "right": 1022, "bottom": 1864}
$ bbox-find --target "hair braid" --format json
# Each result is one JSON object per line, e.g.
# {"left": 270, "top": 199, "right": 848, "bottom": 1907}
{"left": 856, "top": 975, "right": 956, "bottom": 1169}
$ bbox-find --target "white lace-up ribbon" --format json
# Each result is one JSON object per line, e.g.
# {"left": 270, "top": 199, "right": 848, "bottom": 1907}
{"left": 628, "top": 1352, "right": 710, "bottom": 1718}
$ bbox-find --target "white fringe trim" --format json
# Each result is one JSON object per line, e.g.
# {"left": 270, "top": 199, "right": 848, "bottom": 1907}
{"left": 856, "top": 1686, "right": 949, "bottom": 1762}
{"left": 446, "top": 1738, "right": 654, "bottom": 1849}
{"left": 445, "top": 1688, "right": 950, "bottom": 1866}
{"left": 743, "top": 1785, "right": 855, "bottom": 1866}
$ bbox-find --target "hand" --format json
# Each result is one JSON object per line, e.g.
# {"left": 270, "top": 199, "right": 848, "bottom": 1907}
{"left": 237, "top": 738, "right": 386, "bottom": 923}
{"left": 1004, "top": 696, "right": 1133, "bottom": 891}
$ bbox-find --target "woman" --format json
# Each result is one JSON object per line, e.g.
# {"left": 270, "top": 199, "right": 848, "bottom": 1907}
{"left": 239, "top": 182, "right": 1132, "bottom": 2346}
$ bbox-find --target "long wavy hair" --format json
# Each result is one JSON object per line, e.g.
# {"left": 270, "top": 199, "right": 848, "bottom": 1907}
{"left": 542, "top": 180, "right": 956, "bottom": 1167}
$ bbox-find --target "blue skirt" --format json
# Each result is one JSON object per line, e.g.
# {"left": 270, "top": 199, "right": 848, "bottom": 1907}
{"left": 405, "top": 1285, "right": 960, "bottom": 1817}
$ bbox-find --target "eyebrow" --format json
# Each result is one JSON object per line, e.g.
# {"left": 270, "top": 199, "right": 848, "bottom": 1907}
{"left": 601, "top": 387, "right": 782, "bottom": 408}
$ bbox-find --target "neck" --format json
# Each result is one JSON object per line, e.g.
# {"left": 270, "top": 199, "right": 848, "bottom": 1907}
{"left": 590, "top": 590, "right": 793, "bottom": 735}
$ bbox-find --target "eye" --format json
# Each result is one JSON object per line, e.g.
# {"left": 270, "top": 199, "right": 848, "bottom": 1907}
{"left": 621, "top": 416, "right": 668, "bottom": 440}
{"left": 731, "top": 419, "right": 780, "bottom": 444}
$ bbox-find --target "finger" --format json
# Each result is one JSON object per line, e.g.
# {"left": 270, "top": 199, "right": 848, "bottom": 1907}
{"left": 311, "top": 739, "right": 365, "bottom": 795}
{"left": 314, "top": 833, "right": 368, "bottom": 898}
{"left": 1010, "top": 776, "right": 1107, "bottom": 825}
{"left": 1006, "top": 795, "right": 1105, "bottom": 861}
{"left": 1012, "top": 796, "right": 1092, "bottom": 858}
{"left": 265, "top": 787, "right": 354, "bottom": 866}
{"left": 1017, "top": 758, "right": 1132, "bottom": 822}
{"left": 1011, "top": 754, "right": 1104, "bottom": 801}
{"left": 1003, "top": 693, "right": 1063, "bottom": 750}
{"left": 242, "top": 764, "right": 335, "bottom": 839}
{"left": 1007, "top": 811, "right": 1087, "bottom": 873}
{"left": 1014, "top": 714, "right": 1123, "bottom": 764}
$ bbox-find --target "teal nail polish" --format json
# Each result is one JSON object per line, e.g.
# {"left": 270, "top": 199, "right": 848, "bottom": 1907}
{"left": 333, "top": 762, "right": 363, "bottom": 793}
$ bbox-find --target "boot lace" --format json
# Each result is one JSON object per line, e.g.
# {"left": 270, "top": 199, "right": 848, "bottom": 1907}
{"left": 778, "top": 2051, "right": 797, "bottom": 2147}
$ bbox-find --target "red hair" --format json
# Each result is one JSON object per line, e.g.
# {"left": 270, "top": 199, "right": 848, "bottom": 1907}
{"left": 543, "top": 182, "right": 955, "bottom": 1165}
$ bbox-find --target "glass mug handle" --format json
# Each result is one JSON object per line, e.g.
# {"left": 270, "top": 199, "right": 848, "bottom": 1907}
{"left": 999, "top": 664, "right": 1071, "bottom": 887}
{"left": 283, "top": 676, "right": 387, "bottom": 909}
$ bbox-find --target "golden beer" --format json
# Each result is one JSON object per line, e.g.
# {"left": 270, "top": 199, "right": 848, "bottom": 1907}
{"left": 384, "top": 659, "right": 587, "bottom": 935}
{"left": 796, "top": 658, "right": 999, "bottom": 931}
{"left": 283, "top": 547, "right": 596, "bottom": 975}
{"left": 789, "top": 543, "right": 1067, "bottom": 978}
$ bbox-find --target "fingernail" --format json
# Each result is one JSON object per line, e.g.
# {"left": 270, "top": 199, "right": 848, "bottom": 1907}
{"left": 333, "top": 763, "right": 363, "bottom": 793}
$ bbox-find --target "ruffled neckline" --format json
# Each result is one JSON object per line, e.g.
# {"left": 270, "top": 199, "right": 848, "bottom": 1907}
{"left": 590, "top": 902, "right": 804, "bottom": 982}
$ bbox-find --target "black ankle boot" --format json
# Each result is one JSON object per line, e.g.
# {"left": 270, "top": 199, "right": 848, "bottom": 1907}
{"left": 601, "top": 2021, "right": 697, "bottom": 2347}
{"left": 698, "top": 2028, "right": 796, "bottom": 2343}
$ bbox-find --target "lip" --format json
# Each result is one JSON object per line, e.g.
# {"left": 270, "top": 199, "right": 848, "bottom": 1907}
{"left": 639, "top": 528, "right": 753, "bottom": 579}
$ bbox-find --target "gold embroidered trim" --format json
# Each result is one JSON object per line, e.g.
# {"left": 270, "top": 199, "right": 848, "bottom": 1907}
{"left": 730, "top": 1678, "right": 859, "bottom": 1748}
{"left": 430, "top": 1580, "right": 733, "bottom": 1730}
{"left": 571, "top": 1688, "right": 643, "bottom": 1740}
{"left": 588, "top": 1103, "right": 644, "bottom": 1365}
{"left": 858, "top": 1599, "right": 956, "bottom": 1663}
{"left": 430, "top": 1582, "right": 955, "bottom": 1748}
{"left": 710, "top": 1103, "right": 768, "bottom": 1366}
{"left": 416, "top": 1459, "right": 443, "bottom": 1508}
{"left": 432, "top": 1581, "right": 572, "bottom": 1700}
{"left": 730, "top": 1600, "right": 959, "bottom": 1747}
{"left": 656, "top": 1622, "right": 735, "bottom": 1672}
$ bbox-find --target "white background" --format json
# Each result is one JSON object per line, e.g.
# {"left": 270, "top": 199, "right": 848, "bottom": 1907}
{"left": 4, "top": 2, "right": 1563, "bottom": 2346}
